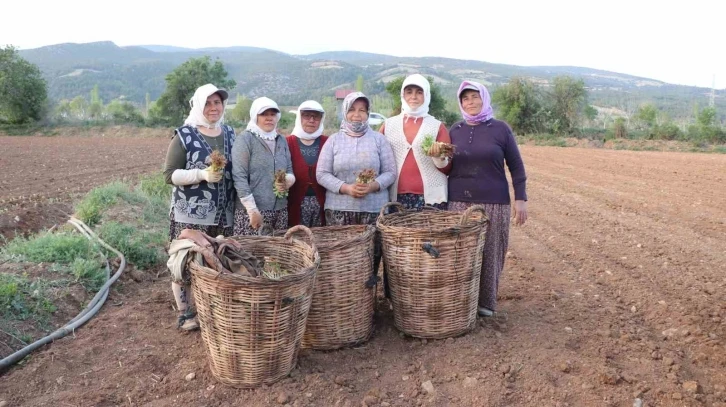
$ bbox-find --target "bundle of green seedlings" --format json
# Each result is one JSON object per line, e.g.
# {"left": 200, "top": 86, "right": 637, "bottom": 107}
{"left": 421, "top": 135, "right": 455, "bottom": 158}
{"left": 273, "top": 169, "right": 288, "bottom": 198}
{"left": 261, "top": 256, "right": 291, "bottom": 280}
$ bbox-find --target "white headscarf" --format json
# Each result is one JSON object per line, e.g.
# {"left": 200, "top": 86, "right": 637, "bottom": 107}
{"left": 246, "top": 97, "right": 281, "bottom": 140}
{"left": 292, "top": 100, "right": 325, "bottom": 140}
{"left": 184, "top": 84, "right": 229, "bottom": 129}
{"left": 400, "top": 74, "right": 431, "bottom": 120}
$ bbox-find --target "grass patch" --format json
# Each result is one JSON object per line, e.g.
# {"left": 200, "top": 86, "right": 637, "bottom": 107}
{"left": 535, "top": 138, "right": 568, "bottom": 147}
{"left": 137, "top": 174, "right": 173, "bottom": 225}
{"left": 2, "top": 232, "right": 98, "bottom": 264}
{"left": 74, "top": 181, "right": 143, "bottom": 226}
{"left": 0, "top": 275, "right": 20, "bottom": 310}
{"left": 97, "top": 222, "right": 166, "bottom": 270}
{"left": 73, "top": 173, "right": 169, "bottom": 270}
{"left": 0, "top": 273, "right": 58, "bottom": 321}
{"left": 521, "top": 133, "right": 570, "bottom": 147}
{"left": 138, "top": 173, "right": 172, "bottom": 199}
{"left": 75, "top": 174, "right": 171, "bottom": 227}
{"left": 0, "top": 123, "right": 58, "bottom": 136}
{"left": 70, "top": 258, "right": 106, "bottom": 291}
{"left": 0, "top": 172, "right": 172, "bottom": 348}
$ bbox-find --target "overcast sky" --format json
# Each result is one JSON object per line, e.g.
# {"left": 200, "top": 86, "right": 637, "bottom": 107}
{"left": 2, "top": 0, "right": 723, "bottom": 89}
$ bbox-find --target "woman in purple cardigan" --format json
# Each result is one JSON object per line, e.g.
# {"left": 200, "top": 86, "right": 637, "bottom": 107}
{"left": 448, "top": 80, "right": 529, "bottom": 317}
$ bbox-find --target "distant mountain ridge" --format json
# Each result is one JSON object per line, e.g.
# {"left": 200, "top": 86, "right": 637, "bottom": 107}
{"left": 18, "top": 41, "right": 722, "bottom": 119}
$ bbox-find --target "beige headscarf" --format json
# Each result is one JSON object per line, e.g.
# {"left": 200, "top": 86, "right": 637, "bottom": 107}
{"left": 183, "top": 84, "right": 229, "bottom": 129}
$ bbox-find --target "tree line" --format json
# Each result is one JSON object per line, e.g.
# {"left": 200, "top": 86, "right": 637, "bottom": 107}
{"left": 2, "top": 45, "right": 723, "bottom": 144}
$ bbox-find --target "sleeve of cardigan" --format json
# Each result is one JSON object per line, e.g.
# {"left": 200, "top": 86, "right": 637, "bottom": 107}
{"left": 504, "top": 127, "right": 528, "bottom": 201}
{"left": 375, "top": 134, "right": 397, "bottom": 190}
{"left": 284, "top": 139, "right": 294, "bottom": 176}
{"left": 231, "top": 134, "right": 253, "bottom": 199}
{"left": 316, "top": 136, "right": 345, "bottom": 193}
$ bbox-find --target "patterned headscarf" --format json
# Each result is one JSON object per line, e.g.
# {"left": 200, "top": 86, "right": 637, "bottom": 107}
{"left": 340, "top": 92, "right": 371, "bottom": 137}
{"left": 457, "top": 80, "right": 494, "bottom": 123}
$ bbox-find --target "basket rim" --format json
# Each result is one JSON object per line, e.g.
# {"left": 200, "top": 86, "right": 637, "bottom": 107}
{"left": 376, "top": 202, "right": 489, "bottom": 235}
{"left": 189, "top": 257, "right": 316, "bottom": 284}
{"left": 192, "top": 235, "right": 319, "bottom": 284}
{"left": 376, "top": 212, "right": 487, "bottom": 234}
{"left": 310, "top": 224, "right": 375, "bottom": 253}
{"left": 271, "top": 225, "right": 376, "bottom": 254}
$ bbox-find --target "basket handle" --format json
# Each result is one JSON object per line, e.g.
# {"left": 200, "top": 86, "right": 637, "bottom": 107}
{"left": 459, "top": 204, "right": 490, "bottom": 225}
{"left": 284, "top": 225, "right": 318, "bottom": 255}
{"left": 378, "top": 201, "right": 405, "bottom": 219}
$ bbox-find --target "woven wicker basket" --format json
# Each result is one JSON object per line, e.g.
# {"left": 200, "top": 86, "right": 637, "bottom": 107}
{"left": 302, "top": 225, "right": 376, "bottom": 350}
{"left": 189, "top": 225, "right": 320, "bottom": 388}
{"left": 376, "top": 202, "right": 489, "bottom": 339}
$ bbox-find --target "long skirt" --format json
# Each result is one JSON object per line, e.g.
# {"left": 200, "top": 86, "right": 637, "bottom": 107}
{"left": 396, "top": 193, "right": 447, "bottom": 212}
{"left": 299, "top": 196, "right": 323, "bottom": 228}
{"left": 448, "top": 201, "right": 511, "bottom": 311}
{"left": 233, "top": 207, "right": 288, "bottom": 236}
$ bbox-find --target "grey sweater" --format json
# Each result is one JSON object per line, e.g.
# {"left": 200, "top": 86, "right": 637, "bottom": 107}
{"left": 231, "top": 130, "right": 293, "bottom": 211}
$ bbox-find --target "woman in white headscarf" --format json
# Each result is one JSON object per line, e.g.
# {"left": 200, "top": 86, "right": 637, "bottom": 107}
{"left": 286, "top": 100, "right": 328, "bottom": 227}
{"left": 380, "top": 74, "right": 452, "bottom": 212}
{"left": 231, "top": 97, "right": 295, "bottom": 235}
{"left": 163, "top": 83, "right": 236, "bottom": 330}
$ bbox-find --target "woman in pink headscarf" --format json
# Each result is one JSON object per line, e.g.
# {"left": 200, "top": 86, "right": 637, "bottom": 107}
{"left": 448, "top": 80, "right": 529, "bottom": 317}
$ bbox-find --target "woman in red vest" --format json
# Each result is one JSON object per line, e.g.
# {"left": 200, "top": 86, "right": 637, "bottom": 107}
{"left": 286, "top": 100, "right": 328, "bottom": 227}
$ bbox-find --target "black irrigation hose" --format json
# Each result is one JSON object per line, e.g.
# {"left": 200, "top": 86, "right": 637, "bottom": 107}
{"left": 0, "top": 217, "right": 127, "bottom": 373}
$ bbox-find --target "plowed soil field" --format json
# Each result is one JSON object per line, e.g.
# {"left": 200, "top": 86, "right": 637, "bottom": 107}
{"left": 1, "top": 136, "right": 725, "bottom": 407}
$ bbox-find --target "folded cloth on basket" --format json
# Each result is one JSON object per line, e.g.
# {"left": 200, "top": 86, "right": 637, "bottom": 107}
{"left": 215, "top": 240, "right": 264, "bottom": 277}
{"left": 173, "top": 229, "right": 264, "bottom": 277}
{"left": 167, "top": 238, "right": 201, "bottom": 283}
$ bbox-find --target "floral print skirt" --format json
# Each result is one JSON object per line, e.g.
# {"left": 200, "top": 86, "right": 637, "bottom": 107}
{"left": 448, "top": 201, "right": 511, "bottom": 311}
{"left": 168, "top": 211, "right": 232, "bottom": 241}
{"left": 396, "top": 193, "right": 447, "bottom": 212}
{"left": 234, "top": 208, "right": 289, "bottom": 236}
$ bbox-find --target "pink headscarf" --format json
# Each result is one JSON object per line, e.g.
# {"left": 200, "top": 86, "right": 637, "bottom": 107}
{"left": 457, "top": 81, "right": 494, "bottom": 123}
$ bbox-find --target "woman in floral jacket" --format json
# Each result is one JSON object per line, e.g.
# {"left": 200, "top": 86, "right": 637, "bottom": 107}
{"left": 163, "top": 83, "right": 236, "bottom": 331}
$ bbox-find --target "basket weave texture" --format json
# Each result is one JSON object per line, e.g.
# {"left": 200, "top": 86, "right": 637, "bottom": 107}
{"left": 302, "top": 225, "right": 376, "bottom": 350}
{"left": 189, "top": 225, "right": 320, "bottom": 388}
{"left": 376, "top": 203, "right": 489, "bottom": 339}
